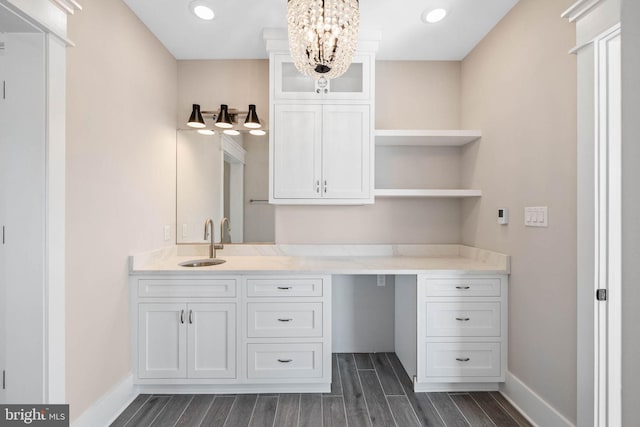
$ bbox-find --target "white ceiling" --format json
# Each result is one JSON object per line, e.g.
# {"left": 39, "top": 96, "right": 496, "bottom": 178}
{"left": 122, "top": 0, "right": 519, "bottom": 61}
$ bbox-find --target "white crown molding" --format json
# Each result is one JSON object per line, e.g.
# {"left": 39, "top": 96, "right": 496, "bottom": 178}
{"left": 562, "top": 0, "right": 606, "bottom": 22}
{"left": 50, "top": 0, "right": 81, "bottom": 15}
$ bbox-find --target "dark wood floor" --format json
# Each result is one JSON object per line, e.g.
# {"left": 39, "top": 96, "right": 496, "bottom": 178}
{"left": 112, "top": 353, "right": 532, "bottom": 427}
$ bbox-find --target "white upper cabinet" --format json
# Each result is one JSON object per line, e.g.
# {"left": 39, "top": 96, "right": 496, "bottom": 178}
{"left": 273, "top": 54, "right": 371, "bottom": 101}
{"left": 271, "top": 104, "right": 371, "bottom": 204}
{"left": 265, "top": 31, "right": 378, "bottom": 205}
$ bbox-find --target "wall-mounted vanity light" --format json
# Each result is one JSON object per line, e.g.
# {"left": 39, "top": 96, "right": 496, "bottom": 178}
{"left": 186, "top": 103, "right": 264, "bottom": 135}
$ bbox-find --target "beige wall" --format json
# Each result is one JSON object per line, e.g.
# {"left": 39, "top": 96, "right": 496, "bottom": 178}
{"left": 276, "top": 61, "right": 463, "bottom": 244}
{"left": 460, "top": 0, "right": 577, "bottom": 422}
{"left": 66, "top": 0, "right": 177, "bottom": 421}
{"left": 177, "top": 60, "right": 269, "bottom": 130}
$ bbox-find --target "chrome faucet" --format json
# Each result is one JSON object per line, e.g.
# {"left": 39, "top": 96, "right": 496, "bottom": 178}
{"left": 204, "top": 218, "right": 215, "bottom": 258}
{"left": 203, "top": 218, "right": 225, "bottom": 259}
{"left": 220, "top": 217, "right": 230, "bottom": 248}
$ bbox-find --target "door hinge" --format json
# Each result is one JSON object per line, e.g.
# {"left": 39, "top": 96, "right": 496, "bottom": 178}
{"left": 596, "top": 289, "right": 607, "bottom": 301}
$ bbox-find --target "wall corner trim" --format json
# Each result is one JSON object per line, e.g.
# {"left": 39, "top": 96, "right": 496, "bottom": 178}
{"left": 71, "top": 374, "right": 137, "bottom": 427}
{"left": 500, "top": 371, "right": 575, "bottom": 427}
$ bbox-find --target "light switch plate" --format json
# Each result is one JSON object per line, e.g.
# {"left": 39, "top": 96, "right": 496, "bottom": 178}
{"left": 524, "top": 207, "right": 548, "bottom": 227}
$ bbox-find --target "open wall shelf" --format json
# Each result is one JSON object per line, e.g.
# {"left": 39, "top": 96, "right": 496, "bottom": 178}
{"left": 375, "top": 129, "right": 482, "bottom": 146}
{"left": 374, "top": 189, "right": 482, "bottom": 198}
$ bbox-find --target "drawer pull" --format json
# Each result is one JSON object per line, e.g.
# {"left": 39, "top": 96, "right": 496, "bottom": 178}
{"left": 277, "top": 286, "right": 292, "bottom": 290}
{"left": 456, "top": 286, "right": 471, "bottom": 290}
{"left": 277, "top": 358, "right": 293, "bottom": 363}
{"left": 180, "top": 310, "right": 185, "bottom": 324}
{"left": 456, "top": 357, "right": 471, "bottom": 362}
{"left": 455, "top": 317, "right": 470, "bottom": 321}
{"left": 189, "top": 310, "right": 193, "bottom": 324}
{"left": 277, "top": 318, "right": 293, "bottom": 322}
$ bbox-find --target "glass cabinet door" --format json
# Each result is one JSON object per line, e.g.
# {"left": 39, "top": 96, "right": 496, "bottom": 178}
{"left": 274, "top": 54, "right": 370, "bottom": 101}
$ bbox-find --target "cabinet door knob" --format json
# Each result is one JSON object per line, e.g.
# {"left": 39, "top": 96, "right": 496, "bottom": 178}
{"left": 456, "top": 357, "right": 470, "bottom": 362}
{"left": 180, "top": 310, "right": 185, "bottom": 324}
{"left": 316, "top": 88, "right": 321, "bottom": 94}
{"left": 455, "top": 317, "right": 470, "bottom": 322}
{"left": 455, "top": 286, "right": 471, "bottom": 290}
{"left": 277, "top": 359, "right": 293, "bottom": 363}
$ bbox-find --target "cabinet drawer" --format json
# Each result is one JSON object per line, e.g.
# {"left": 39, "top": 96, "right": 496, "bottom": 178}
{"left": 424, "top": 278, "right": 501, "bottom": 297}
{"left": 246, "top": 278, "right": 323, "bottom": 297}
{"left": 138, "top": 278, "right": 237, "bottom": 298}
{"left": 426, "top": 302, "right": 501, "bottom": 337}
{"left": 247, "top": 343, "right": 323, "bottom": 379}
{"left": 425, "top": 342, "right": 501, "bottom": 378}
{"left": 247, "top": 303, "right": 323, "bottom": 338}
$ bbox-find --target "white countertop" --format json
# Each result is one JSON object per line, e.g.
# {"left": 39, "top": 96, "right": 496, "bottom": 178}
{"left": 129, "top": 244, "right": 510, "bottom": 275}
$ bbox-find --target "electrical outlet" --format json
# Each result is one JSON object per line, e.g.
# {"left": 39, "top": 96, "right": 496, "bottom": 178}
{"left": 164, "top": 225, "right": 171, "bottom": 241}
{"left": 377, "top": 275, "right": 386, "bottom": 287}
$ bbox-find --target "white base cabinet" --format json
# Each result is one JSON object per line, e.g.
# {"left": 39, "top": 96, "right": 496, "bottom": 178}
{"left": 131, "top": 274, "right": 332, "bottom": 392}
{"left": 414, "top": 274, "right": 508, "bottom": 391}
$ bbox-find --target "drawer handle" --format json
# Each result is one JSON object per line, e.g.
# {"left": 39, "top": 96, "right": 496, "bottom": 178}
{"left": 277, "top": 359, "right": 293, "bottom": 363}
{"left": 180, "top": 310, "right": 185, "bottom": 324}
{"left": 277, "top": 286, "right": 292, "bottom": 290}
{"left": 456, "top": 317, "right": 470, "bottom": 321}
{"left": 456, "top": 357, "right": 471, "bottom": 362}
{"left": 189, "top": 310, "right": 193, "bottom": 324}
{"left": 456, "top": 286, "right": 471, "bottom": 290}
{"left": 277, "top": 318, "right": 293, "bottom": 322}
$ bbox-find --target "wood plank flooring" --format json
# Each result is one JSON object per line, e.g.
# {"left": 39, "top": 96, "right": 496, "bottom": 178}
{"left": 112, "top": 353, "right": 532, "bottom": 427}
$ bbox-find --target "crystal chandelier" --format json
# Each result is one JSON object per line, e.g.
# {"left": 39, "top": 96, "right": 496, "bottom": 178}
{"left": 287, "top": 0, "right": 360, "bottom": 80}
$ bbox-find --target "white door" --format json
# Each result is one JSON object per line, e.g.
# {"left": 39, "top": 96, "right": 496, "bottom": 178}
{"left": 0, "top": 31, "right": 46, "bottom": 404}
{"left": 272, "top": 104, "right": 322, "bottom": 199}
{"left": 594, "top": 26, "right": 622, "bottom": 427}
{"left": 187, "top": 303, "right": 236, "bottom": 379}
{"left": 322, "top": 104, "right": 370, "bottom": 199}
{"left": 138, "top": 303, "right": 187, "bottom": 379}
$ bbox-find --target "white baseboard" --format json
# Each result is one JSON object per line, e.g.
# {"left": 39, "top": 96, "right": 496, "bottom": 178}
{"left": 500, "top": 371, "right": 575, "bottom": 427}
{"left": 72, "top": 374, "right": 138, "bottom": 427}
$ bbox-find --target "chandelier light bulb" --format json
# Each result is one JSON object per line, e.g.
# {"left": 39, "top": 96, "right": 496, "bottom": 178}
{"left": 287, "top": 0, "right": 360, "bottom": 80}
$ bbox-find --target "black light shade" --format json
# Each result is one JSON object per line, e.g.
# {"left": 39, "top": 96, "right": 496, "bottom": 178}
{"left": 244, "top": 104, "right": 261, "bottom": 129}
{"left": 215, "top": 104, "right": 233, "bottom": 129}
{"left": 187, "top": 104, "right": 206, "bottom": 128}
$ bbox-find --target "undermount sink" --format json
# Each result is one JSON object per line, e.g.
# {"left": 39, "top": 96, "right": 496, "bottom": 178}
{"left": 179, "top": 258, "right": 226, "bottom": 267}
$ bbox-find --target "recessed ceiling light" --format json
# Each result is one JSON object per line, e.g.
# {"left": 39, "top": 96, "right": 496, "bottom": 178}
{"left": 223, "top": 129, "right": 240, "bottom": 136}
{"left": 189, "top": 1, "right": 215, "bottom": 21}
{"left": 197, "top": 129, "right": 215, "bottom": 135}
{"left": 422, "top": 8, "right": 447, "bottom": 24}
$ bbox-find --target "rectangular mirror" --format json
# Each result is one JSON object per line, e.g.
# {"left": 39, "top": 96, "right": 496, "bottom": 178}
{"left": 176, "top": 129, "right": 274, "bottom": 244}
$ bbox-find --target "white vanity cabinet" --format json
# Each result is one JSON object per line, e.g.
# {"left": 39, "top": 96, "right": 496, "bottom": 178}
{"left": 415, "top": 274, "right": 508, "bottom": 391}
{"left": 133, "top": 277, "right": 238, "bottom": 383}
{"left": 131, "top": 274, "right": 332, "bottom": 392}
{"left": 243, "top": 276, "right": 332, "bottom": 385}
{"left": 137, "top": 302, "right": 236, "bottom": 380}
{"left": 272, "top": 104, "right": 371, "bottom": 202}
